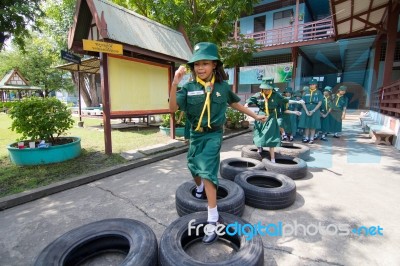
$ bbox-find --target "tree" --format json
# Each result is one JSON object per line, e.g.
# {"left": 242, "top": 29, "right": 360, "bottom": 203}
{"left": 0, "top": 0, "right": 44, "bottom": 51}
{"left": 112, "top": 0, "right": 258, "bottom": 47}
{"left": 0, "top": 34, "right": 74, "bottom": 96}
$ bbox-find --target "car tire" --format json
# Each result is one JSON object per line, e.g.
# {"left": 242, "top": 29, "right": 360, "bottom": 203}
{"left": 275, "top": 143, "right": 310, "bottom": 160}
{"left": 34, "top": 218, "right": 158, "bottom": 266}
{"left": 176, "top": 179, "right": 245, "bottom": 217}
{"left": 241, "top": 145, "right": 272, "bottom": 161}
{"left": 234, "top": 170, "right": 296, "bottom": 210}
{"left": 262, "top": 155, "right": 308, "bottom": 180}
{"left": 220, "top": 157, "right": 265, "bottom": 181}
{"left": 159, "top": 212, "right": 264, "bottom": 266}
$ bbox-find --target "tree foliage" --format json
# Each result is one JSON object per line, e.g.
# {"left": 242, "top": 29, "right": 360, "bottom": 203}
{"left": 111, "top": 0, "right": 260, "bottom": 65}
{"left": 0, "top": 0, "right": 44, "bottom": 51}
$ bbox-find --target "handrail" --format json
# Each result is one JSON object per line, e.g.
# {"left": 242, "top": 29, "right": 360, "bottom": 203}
{"left": 245, "top": 18, "right": 335, "bottom": 46}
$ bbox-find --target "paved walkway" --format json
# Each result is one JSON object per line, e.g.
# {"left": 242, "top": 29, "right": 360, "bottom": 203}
{"left": 0, "top": 112, "right": 399, "bottom": 265}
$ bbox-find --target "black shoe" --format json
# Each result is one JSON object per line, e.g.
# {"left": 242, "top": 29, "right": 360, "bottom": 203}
{"left": 302, "top": 138, "right": 309, "bottom": 143}
{"left": 321, "top": 137, "right": 328, "bottom": 141}
{"left": 202, "top": 216, "right": 225, "bottom": 244}
{"left": 333, "top": 134, "right": 340, "bottom": 138}
{"left": 308, "top": 139, "right": 314, "bottom": 144}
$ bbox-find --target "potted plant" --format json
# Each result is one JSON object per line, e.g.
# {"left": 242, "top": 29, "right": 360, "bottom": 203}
{"left": 159, "top": 110, "right": 186, "bottom": 137}
{"left": 7, "top": 96, "right": 81, "bottom": 166}
{"left": 225, "top": 107, "right": 242, "bottom": 129}
{"left": 240, "top": 113, "right": 250, "bottom": 129}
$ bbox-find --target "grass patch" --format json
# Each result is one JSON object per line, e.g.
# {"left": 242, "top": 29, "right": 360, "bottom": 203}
{"left": 0, "top": 113, "right": 171, "bottom": 197}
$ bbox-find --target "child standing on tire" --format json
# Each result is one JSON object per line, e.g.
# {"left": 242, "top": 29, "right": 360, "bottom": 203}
{"left": 169, "top": 42, "right": 266, "bottom": 244}
{"left": 245, "top": 78, "right": 302, "bottom": 163}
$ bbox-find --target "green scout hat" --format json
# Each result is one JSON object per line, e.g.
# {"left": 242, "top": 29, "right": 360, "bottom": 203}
{"left": 260, "top": 77, "right": 274, "bottom": 89}
{"left": 284, "top": 87, "right": 293, "bottom": 93}
{"left": 188, "top": 42, "right": 221, "bottom": 65}
{"left": 324, "top": 86, "right": 332, "bottom": 92}
{"left": 339, "top": 85, "right": 347, "bottom": 91}
{"left": 309, "top": 79, "right": 318, "bottom": 85}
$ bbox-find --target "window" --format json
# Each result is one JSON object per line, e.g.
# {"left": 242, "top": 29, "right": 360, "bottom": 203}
{"left": 273, "top": 9, "right": 293, "bottom": 29}
{"left": 254, "top": 15, "right": 266, "bottom": 32}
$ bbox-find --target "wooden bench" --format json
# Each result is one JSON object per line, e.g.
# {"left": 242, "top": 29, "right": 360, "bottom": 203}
{"left": 370, "top": 127, "right": 395, "bottom": 145}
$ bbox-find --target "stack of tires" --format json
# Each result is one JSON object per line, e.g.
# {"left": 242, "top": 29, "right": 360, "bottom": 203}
{"left": 169, "top": 158, "right": 265, "bottom": 265}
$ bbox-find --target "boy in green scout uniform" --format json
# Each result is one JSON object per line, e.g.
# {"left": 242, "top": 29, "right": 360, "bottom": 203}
{"left": 330, "top": 85, "right": 348, "bottom": 138}
{"left": 169, "top": 42, "right": 266, "bottom": 244}
{"left": 298, "top": 79, "right": 323, "bottom": 144}
{"left": 245, "top": 78, "right": 302, "bottom": 162}
{"left": 319, "top": 86, "right": 333, "bottom": 141}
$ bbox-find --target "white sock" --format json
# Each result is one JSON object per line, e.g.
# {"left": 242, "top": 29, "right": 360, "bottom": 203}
{"left": 271, "top": 159, "right": 276, "bottom": 163}
{"left": 207, "top": 206, "right": 219, "bottom": 223}
{"left": 195, "top": 182, "right": 204, "bottom": 198}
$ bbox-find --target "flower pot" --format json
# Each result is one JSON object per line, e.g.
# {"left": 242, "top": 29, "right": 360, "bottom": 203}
{"left": 7, "top": 137, "right": 81, "bottom": 166}
{"left": 159, "top": 126, "right": 185, "bottom": 137}
{"left": 241, "top": 120, "right": 250, "bottom": 129}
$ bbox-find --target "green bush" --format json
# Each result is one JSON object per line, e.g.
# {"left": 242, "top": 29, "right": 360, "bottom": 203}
{"left": 8, "top": 97, "right": 74, "bottom": 144}
{"left": 161, "top": 110, "right": 186, "bottom": 127}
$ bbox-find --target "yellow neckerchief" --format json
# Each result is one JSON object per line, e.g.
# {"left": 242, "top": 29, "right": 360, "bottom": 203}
{"left": 335, "top": 94, "right": 342, "bottom": 106}
{"left": 324, "top": 95, "right": 329, "bottom": 110}
{"left": 309, "top": 87, "right": 317, "bottom": 101}
{"left": 261, "top": 90, "right": 273, "bottom": 116}
{"left": 194, "top": 75, "right": 215, "bottom": 131}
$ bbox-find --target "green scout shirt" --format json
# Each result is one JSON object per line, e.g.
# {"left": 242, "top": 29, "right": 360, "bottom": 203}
{"left": 176, "top": 81, "right": 240, "bottom": 127}
{"left": 331, "top": 94, "right": 348, "bottom": 111}
{"left": 246, "top": 91, "right": 288, "bottom": 117}
{"left": 320, "top": 96, "right": 333, "bottom": 113}
{"left": 302, "top": 89, "right": 323, "bottom": 109}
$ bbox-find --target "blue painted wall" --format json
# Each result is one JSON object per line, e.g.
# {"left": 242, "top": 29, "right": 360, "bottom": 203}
{"left": 240, "top": 4, "right": 306, "bottom": 34}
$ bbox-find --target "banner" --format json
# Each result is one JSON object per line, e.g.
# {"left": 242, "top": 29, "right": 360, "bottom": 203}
{"left": 239, "top": 63, "right": 292, "bottom": 84}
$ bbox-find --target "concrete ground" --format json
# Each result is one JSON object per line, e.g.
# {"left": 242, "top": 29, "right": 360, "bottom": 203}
{"left": 0, "top": 111, "right": 399, "bottom": 265}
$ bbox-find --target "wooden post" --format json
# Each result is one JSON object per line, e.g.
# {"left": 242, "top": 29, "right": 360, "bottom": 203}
{"left": 170, "top": 62, "right": 176, "bottom": 139}
{"left": 291, "top": 47, "right": 299, "bottom": 88}
{"left": 383, "top": 2, "right": 399, "bottom": 87}
{"left": 100, "top": 53, "right": 112, "bottom": 155}
{"left": 294, "top": 0, "right": 300, "bottom": 41}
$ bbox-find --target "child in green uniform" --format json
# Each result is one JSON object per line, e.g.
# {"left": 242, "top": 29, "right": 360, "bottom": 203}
{"left": 169, "top": 42, "right": 265, "bottom": 244}
{"left": 245, "top": 78, "right": 302, "bottom": 162}
{"left": 319, "top": 86, "right": 333, "bottom": 141}
{"left": 330, "top": 85, "right": 348, "bottom": 138}
{"left": 298, "top": 79, "right": 323, "bottom": 144}
{"left": 281, "top": 87, "right": 294, "bottom": 141}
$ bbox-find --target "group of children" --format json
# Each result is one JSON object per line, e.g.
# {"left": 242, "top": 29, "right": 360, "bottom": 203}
{"left": 169, "top": 41, "right": 348, "bottom": 245}
{"left": 270, "top": 80, "right": 348, "bottom": 144}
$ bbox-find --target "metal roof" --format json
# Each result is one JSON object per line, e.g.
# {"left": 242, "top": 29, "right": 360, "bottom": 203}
{"left": 69, "top": 0, "right": 192, "bottom": 62}
{"left": 330, "top": 0, "right": 392, "bottom": 38}
{"left": 55, "top": 57, "right": 100, "bottom": 74}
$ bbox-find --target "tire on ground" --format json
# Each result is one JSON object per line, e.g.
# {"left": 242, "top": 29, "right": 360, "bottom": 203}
{"left": 234, "top": 170, "right": 296, "bottom": 210}
{"left": 275, "top": 143, "right": 310, "bottom": 160}
{"left": 159, "top": 211, "right": 264, "bottom": 266}
{"left": 220, "top": 157, "right": 265, "bottom": 181}
{"left": 176, "top": 179, "right": 245, "bottom": 217}
{"left": 262, "top": 155, "right": 308, "bottom": 180}
{"left": 241, "top": 145, "right": 272, "bottom": 161}
{"left": 34, "top": 218, "right": 158, "bottom": 266}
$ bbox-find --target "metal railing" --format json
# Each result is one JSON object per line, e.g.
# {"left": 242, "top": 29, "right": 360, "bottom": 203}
{"left": 245, "top": 18, "right": 335, "bottom": 47}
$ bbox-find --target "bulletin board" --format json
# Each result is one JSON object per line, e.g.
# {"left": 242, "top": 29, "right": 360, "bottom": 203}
{"left": 108, "top": 55, "right": 171, "bottom": 116}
